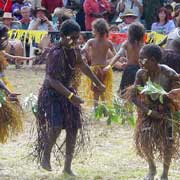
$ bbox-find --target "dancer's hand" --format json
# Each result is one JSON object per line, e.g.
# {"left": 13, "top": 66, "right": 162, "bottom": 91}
{"left": 103, "top": 65, "right": 111, "bottom": 72}
{"left": 146, "top": 109, "right": 163, "bottom": 119}
{"left": 70, "top": 95, "right": 84, "bottom": 106}
{"left": 166, "top": 89, "right": 180, "bottom": 100}
{"left": 96, "top": 83, "right": 106, "bottom": 92}
{"left": 8, "top": 93, "right": 21, "bottom": 101}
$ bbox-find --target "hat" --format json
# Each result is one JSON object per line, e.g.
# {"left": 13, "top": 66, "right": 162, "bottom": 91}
{"left": 2, "top": 12, "right": 14, "bottom": 20}
{"left": 34, "top": 7, "right": 47, "bottom": 16}
{"left": 120, "top": 10, "right": 138, "bottom": 19}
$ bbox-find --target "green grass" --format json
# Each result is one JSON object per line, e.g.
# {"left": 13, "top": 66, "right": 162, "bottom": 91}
{"left": 0, "top": 67, "right": 179, "bottom": 180}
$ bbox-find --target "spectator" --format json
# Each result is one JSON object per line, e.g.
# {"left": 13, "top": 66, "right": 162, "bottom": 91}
{"left": 0, "top": 0, "right": 13, "bottom": 12}
{"left": 12, "top": 0, "right": 32, "bottom": 20}
{"left": 143, "top": 0, "right": 163, "bottom": 30}
{"left": 20, "top": 6, "right": 32, "bottom": 29}
{"left": 165, "top": 4, "right": 173, "bottom": 20}
{"left": 116, "top": 0, "right": 143, "bottom": 20}
{"left": 83, "top": 0, "right": 111, "bottom": 31}
{"left": 52, "top": 7, "right": 71, "bottom": 30}
{"left": 1, "top": 12, "right": 22, "bottom": 29}
{"left": 151, "top": 7, "right": 175, "bottom": 34}
{"left": 118, "top": 10, "right": 137, "bottom": 32}
{"left": 28, "top": 7, "right": 54, "bottom": 31}
{"left": 172, "top": 3, "right": 180, "bottom": 26}
{"left": 28, "top": 0, "right": 42, "bottom": 9}
{"left": 41, "top": 0, "right": 63, "bottom": 14}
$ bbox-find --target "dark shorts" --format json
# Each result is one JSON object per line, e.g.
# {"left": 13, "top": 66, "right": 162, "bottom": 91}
{"left": 120, "top": 64, "right": 139, "bottom": 92}
{"left": 37, "top": 87, "right": 81, "bottom": 129}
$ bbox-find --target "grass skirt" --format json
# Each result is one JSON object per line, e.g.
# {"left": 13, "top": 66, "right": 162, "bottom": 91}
{"left": 80, "top": 65, "right": 113, "bottom": 106}
{"left": 135, "top": 94, "right": 180, "bottom": 160}
{"left": 0, "top": 95, "right": 23, "bottom": 143}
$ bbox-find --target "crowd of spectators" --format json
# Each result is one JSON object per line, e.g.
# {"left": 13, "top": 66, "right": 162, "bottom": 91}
{"left": 0, "top": 1, "right": 180, "bottom": 35}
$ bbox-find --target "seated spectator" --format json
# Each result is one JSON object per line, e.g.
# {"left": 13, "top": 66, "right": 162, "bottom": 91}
{"left": 41, "top": 0, "right": 63, "bottom": 14}
{"left": 12, "top": 0, "right": 32, "bottom": 20}
{"left": 1, "top": 12, "right": 22, "bottom": 29}
{"left": 20, "top": 6, "right": 32, "bottom": 29}
{"left": 28, "top": 7, "right": 54, "bottom": 31}
{"left": 151, "top": 7, "right": 175, "bottom": 34}
{"left": 116, "top": 0, "right": 143, "bottom": 20}
{"left": 118, "top": 10, "right": 137, "bottom": 32}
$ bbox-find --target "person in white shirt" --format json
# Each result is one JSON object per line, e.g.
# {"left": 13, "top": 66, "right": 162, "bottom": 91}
{"left": 116, "top": 0, "right": 143, "bottom": 20}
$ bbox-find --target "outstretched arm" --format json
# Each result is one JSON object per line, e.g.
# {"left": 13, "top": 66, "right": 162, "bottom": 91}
{"left": 104, "top": 41, "right": 127, "bottom": 71}
{"left": 0, "top": 80, "right": 11, "bottom": 95}
{"left": 3, "top": 51, "right": 35, "bottom": 61}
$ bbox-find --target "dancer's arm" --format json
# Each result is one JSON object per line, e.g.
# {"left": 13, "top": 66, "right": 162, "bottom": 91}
{"left": 76, "top": 49, "right": 105, "bottom": 92}
{"left": 131, "top": 70, "right": 162, "bottom": 119}
{"left": 3, "top": 51, "right": 35, "bottom": 61}
{"left": 0, "top": 80, "right": 11, "bottom": 94}
{"left": 46, "top": 75, "right": 84, "bottom": 105}
{"left": 103, "top": 41, "right": 127, "bottom": 71}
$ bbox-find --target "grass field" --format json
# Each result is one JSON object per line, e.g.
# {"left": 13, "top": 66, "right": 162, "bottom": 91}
{"left": 0, "top": 67, "right": 180, "bottom": 180}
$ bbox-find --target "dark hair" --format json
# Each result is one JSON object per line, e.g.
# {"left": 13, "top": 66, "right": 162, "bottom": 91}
{"left": 142, "top": 44, "right": 162, "bottom": 63}
{"left": 80, "top": 32, "right": 88, "bottom": 42}
{"left": 92, "top": 18, "right": 109, "bottom": 37}
{"left": 157, "top": 7, "right": 168, "bottom": 24}
{"left": 165, "top": 4, "right": 173, "bottom": 12}
{"left": 128, "top": 22, "right": 145, "bottom": 44}
{"left": 0, "top": 24, "right": 8, "bottom": 38}
{"left": 60, "top": 20, "right": 81, "bottom": 36}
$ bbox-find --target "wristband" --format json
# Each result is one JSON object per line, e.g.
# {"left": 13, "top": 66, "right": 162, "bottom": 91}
{"left": 147, "top": 110, "right": 152, "bottom": 116}
{"left": 68, "top": 92, "right": 74, "bottom": 100}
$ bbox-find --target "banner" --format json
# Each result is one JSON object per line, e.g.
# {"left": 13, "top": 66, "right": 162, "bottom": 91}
{"left": 8, "top": 29, "right": 166, "bottom": 45}
{"left": 8, "top": 29, "right": 47, "bottom": 44}
{"left": 109, "top": 32, "right": 166, "bottom": 45}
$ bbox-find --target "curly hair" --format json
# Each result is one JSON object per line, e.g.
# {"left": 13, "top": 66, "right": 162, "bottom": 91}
{"left": 128, "top": 22, "right": 145, "bottom": 44}
{"left": 92, "top": 18, "right": 109, "bottom": 37}
{"left": 142, "top": 44, "right": 162, "bottom": 63}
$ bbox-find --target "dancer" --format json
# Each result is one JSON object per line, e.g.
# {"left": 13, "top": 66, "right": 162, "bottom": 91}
{"left": 104, "top": 22, "right": 145, "bottom": 94}
{"left": 0, "top": 24, "right": 23, "bottom": 143}
{"left": 132, "top": 44, "right": 180, "bottom": 180}
{"left": 82, "top": 18, "right": 116, "bottom": 108}
{"left": 36, "top": 20, "right": 105, "bottom": 175}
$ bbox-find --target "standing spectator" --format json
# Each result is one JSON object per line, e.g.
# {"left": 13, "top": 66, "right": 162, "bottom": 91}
{"left": 28, "top": 7, "right": 54, "bottom": 31}
{"left": 20, "top": 6, "right": 32, "bottom": 29}
{"left": 116, "top": 0, "right": 143, "bottom": 20}
{"left": 0, "top": 0, "right": 13, "bottom": 12}
{"left": 1, "top": 12, "right": 22, "bottom": 29}
{"left": 41, "top": 0, "right": 63, "bottom": 14}
{"left": 143, "top": 0, "right": 163, "bottom": 30}
{"left": 151, "top": 7, "right": 175, "bottom": 34}
{"left": 12, "top": 0, "right": 32, "bottom": 20}
{"left": 83, "top": 0, "right": 111, "bottom": 31}
{"left": 28, "top": 0, "right": 42, "bottom": 9}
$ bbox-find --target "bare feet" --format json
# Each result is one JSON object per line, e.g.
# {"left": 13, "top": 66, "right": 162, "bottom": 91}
{"left": 161, "top": 174, "right": 168, "bottom": 180}
{"left": 63, "top": 169, "right": 77, "bottom": 176}
{"left": 40, "top": 158, "right": 52, "bottom": 171}
{"left": 144, "top": 169, "right": 157, "bottom": 180}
